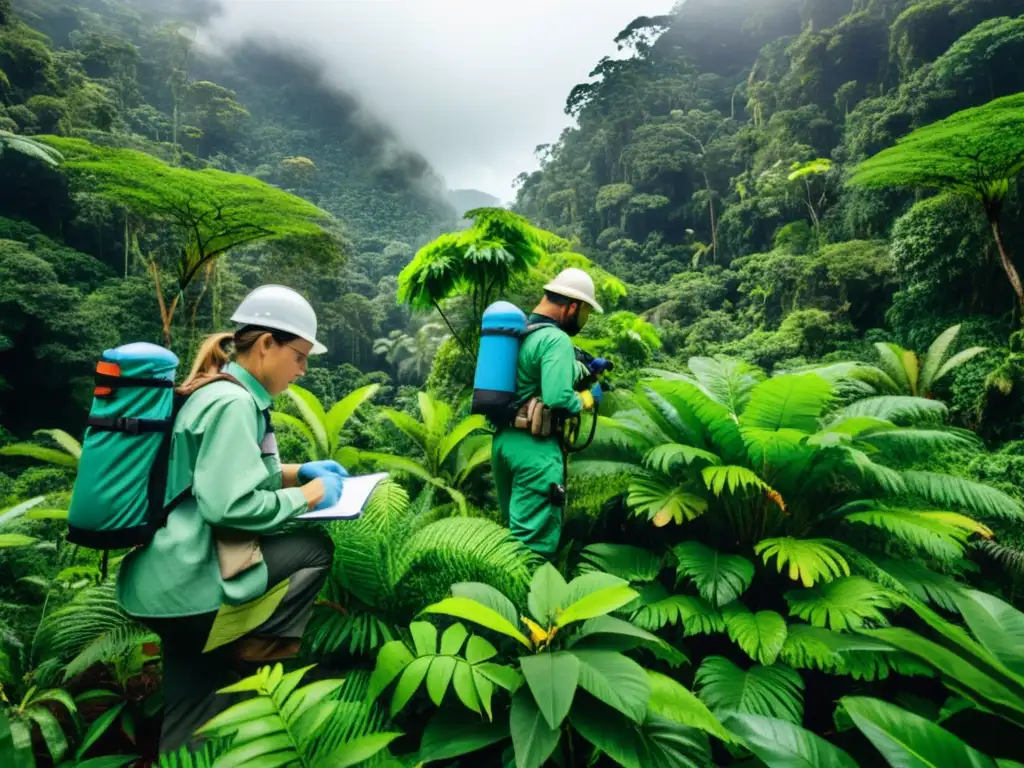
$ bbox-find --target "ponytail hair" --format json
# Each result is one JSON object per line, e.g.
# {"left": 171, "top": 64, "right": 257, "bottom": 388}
{"left": 184, "top": 333, "right": 233, "bottom": 387}
{"left": 183, "top": 325, "right": 302, "bottom": 388}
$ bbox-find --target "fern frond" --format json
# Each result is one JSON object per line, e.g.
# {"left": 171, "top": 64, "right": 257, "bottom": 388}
{"left": 932, "top": 346, "right": 987, "bottom": 386}
{"left": 310, "top": 669, "right": 393, "bottom": 764}
{"left": 694, "top": 655, "right": 804, "bottom": 724}
{"left": 64, "top": 624, "right": 156, "bottom": 681}
{"left": 855, "top": 427, "right": 980, "bottom": 461}
{"left": 973, "top": 539, "right": 1024, "bottom": 581}
{"left": 845, "top": 507, "right": 991, "bottom": 561}
{"left": 785, "top": 577, "right": 896, "bottom": 631}
{"left": 393, "top": 517, "right": 539, "bottom": 614}
{"left": 37, "top": 583, "right": 141, "bottom": 663}
{"left": 874, "top": 342, "right": 914, "bottom": 393}
{"left": 304, "top": 604, "right": 398, "bottom": 658}
{"left": 901, "top": 471, "right": 1024, "bottom": 521}
{"left": 754, "top": 537, "right": 850, "bottom": 588}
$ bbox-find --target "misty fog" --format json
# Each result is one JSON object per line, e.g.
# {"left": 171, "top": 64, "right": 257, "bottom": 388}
{"left": 201, "top": 0, "right": 675, "bottom": 202}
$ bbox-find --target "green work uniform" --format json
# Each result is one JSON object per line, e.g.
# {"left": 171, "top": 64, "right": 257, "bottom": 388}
{"left": 116, "top": 361, "right": 309, "bottom": 618}
{"left": 114, "top": 361, "right": 335, "bottom": 755}
{"left": 492, "top": 314, "right": 587, "bottom": 558}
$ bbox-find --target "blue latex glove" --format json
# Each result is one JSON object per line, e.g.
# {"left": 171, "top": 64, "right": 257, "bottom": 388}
{"left": 298, "top": 460, "right": 349, "bottom": 483}
{"left": 314, "top": 471, "right": 345, "bottom": 511}
{"left": 587, "top": 357, "right": 613, "bottom": 376}
{"left": 589, "top": 382, "right": 604, "bottom": 407}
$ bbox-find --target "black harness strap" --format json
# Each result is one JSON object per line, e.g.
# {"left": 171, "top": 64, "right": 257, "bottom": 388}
{"left": 86, "top": 416, "right": 172, "bottom": 435}
{"left": 94, "top": 373, "right": 175, "bottom": 390}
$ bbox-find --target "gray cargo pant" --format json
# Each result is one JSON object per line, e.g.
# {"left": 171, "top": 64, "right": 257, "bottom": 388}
{"left": 140, "top": 529, "right": 334, "bottom": 756}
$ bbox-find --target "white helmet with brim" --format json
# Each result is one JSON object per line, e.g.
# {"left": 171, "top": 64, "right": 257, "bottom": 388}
{"left": 231, "top": 284, "right": 327, "bottom": 354}
{"left": 543, "top": 267, "right": 604, "bottom": 313}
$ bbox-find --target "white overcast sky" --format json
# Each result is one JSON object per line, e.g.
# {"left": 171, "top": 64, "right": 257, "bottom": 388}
{"left": 205, "top": 0, "right": 675, "bottom": 203}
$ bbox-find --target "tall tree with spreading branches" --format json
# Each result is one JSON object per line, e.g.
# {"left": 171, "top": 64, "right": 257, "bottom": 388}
{"left": 849, "top": 93, "right": 1024, "bottom": 318}
{"left": 39, "top": 136, "right": 343, "bottom": 345}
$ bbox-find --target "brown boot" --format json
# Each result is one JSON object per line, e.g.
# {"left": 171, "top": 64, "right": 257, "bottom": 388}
{"left": 234, "top": 636, "right": 302, "bottom": 663}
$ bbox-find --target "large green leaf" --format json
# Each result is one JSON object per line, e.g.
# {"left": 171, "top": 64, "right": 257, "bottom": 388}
{"left": 673, "top": 541, "right": 754, "bottom": 607}
{"left": 647, "top": 670, "right": 734, "bottom": 744}
{"left": 901, "top": 471, "right": 1024, "bottom": 521}
{"left": 571, "top": 698, "right": 711, "bottom": 768}
{"left": 842, "top": 696, "right": 997, "bottom": 768}
{"left": 527, "top": 563, "right": 569, "bottom": 626}
{"left": 509, "top": 687, "right": 561, "bottom": 768}
{"left": 322, "top": 732, "right": 403, "bottom": 768}
{"left": 571, "top": 649, "right": 651, "bottom": 723}
{"left": 952, "top": 589, "right": 1024, "bottom": 677}
{"left": 367, "top": 641, "right": 415, "bottom": 701}
{"left": 417, "top": 709, "right": 510, "bottom": 762}
{"left": 421, "top": 596, "right": 532, "bottom": 648}
{"left": 576, "top": 543, "right": 666, "bottom": 582}
{"left": 695, "top": 656, "right": 804, "bottom": 724}
{"left": 723, "top": 604, "right": 788, "bottom": 665}
{"left": 0, "top": 443, "right": 78, "bottom": 467}
{"left": 687, "top": 355, "right": 764, "bottom": 415}
{"left": 519, "top": 652, "right": 579, "bottom": 729}
{"left": 846, "top": 508, "right": 989, "bottom": 561}
{"left": 324, "top": 384, "right": 380, "bottom": 452}
{"left": 721, "top": 711, "right": 859, "bottom": 767}
{"left": 628, "top": 474, "right": 709, "bottom": 526}
{"left": 284, "top": 384, "right": 329, "bottom": 455}
{"left": 832, "top": 395, "right": 947, "bottom": 425}
{"left": 785, "top": 577, "right": 896, "bottom": 631}
{"left": 557, "top": 585, "right": 638, "bottom": 627}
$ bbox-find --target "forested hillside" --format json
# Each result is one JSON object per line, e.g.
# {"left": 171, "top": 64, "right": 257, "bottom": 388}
{"left": 5, "top": 0, "right": 1024, "bottom": 766}
{"left": 0, "top": 0, "right": 458, "bottom": 432}
{"left": 515, "top": 0, "right": 1024, "bottom": 436}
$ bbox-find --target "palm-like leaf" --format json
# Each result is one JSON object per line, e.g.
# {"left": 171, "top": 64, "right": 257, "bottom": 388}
{"left": 686, "top": 355, "right": 764, "bottom": 415}
{"left": 785, "top": 577, "right": 896, "bottom": 631}
{"left": 829, "top": 395, "right": 947, "bottom": 425}
{"left": 701, "top": 465, "right": 770, "bottom": 497}
{"left": 854, "top": 426, "right": 980, "bottom": 461}
{"left": 754, "top": 537, "right": 850, "bottom": 588}
{"left": 874, "top": 342, "right": 916, "bottom": 394}
{"left": 722, "top": 604, "right": 788, "bottom": 665}
{"left": 846, "top": 507, "right": 992, "bottom": 561}
{"left": 0, "top": 443, "right": 78, "bottom": 468}
{"left": 269, "top": 411, "right": 319, "bottom": 461}
{"left": 740, "top": 372, "right": 833, "bottom": 433}
{"left": 628, "top": 474, "right": 708, "bottom": 527}
{"left": 629, "top": 586, "right": 725, "bottom": 636}
{"left": 673, "top": 542, "right": 753, "bottom": 607}
{"left": 644, "top": 443, "right": 720, "bottom": 473}
{"left": 576, "top": 543, "right": 666, "bottom": 582}
{"left": 694, "top": 656, "right": 804, "bottom": 724}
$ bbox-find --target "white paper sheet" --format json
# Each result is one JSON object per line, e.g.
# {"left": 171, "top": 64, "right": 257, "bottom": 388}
{"left": 296, "top": 472, "right": 389, "bottom": 521}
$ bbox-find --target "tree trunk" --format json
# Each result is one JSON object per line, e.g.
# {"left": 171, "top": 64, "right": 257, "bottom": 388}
{"left": 987, "top": 204, "right": 1024, "bottom": 321}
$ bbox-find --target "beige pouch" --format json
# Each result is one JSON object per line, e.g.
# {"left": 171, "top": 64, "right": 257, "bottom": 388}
{"left": 214, "top": 530, "right": 264, "bottom": 580}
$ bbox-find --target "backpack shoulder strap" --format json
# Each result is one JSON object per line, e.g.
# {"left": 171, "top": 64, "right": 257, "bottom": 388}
{"left": 524, "top": 318, "right": 560, "bottom": 338}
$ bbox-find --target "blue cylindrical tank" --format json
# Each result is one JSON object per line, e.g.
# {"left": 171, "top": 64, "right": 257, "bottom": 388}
{"left": 471, "top": 301, "right": 527, "bottom": 422}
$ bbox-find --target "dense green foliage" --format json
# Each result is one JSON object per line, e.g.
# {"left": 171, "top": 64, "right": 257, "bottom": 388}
{"left": 4, "top": 0, "right": 1024, "bottom": 766}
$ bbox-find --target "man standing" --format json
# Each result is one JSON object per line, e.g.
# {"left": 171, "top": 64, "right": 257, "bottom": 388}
{"left": 491, "top": 268, "right": 605, "bottom": 559}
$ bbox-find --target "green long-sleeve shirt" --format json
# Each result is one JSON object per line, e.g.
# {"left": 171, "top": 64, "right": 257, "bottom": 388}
{"left": 116, "top": 362, "right": 308, "bottom": 618}
{"left": 515, "top": 314, "right": 587, "bottom": 415}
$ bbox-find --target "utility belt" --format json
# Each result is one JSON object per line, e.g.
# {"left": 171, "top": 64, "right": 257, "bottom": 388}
{"left": 510, "top": 397, "right": 593, "bottom": 453}
{"left": 512, "top": 397, "right": 572, "bottom": 438}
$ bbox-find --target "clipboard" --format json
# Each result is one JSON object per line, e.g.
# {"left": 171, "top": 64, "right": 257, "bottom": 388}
{"left": 296, "top": 472, "right": 389, "bottom": 521}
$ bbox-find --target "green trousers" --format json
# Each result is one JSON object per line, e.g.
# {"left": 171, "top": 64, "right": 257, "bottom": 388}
{"left": 492, "top": 429, "right": 565, "bottom": 558}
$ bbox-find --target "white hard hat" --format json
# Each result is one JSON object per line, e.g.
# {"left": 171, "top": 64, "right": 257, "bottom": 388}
{"left": 231, "top": 284, "right": 327, "bottom": 354}
{"left": 544, "top": 268, "right": 604, "bottom": 313}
